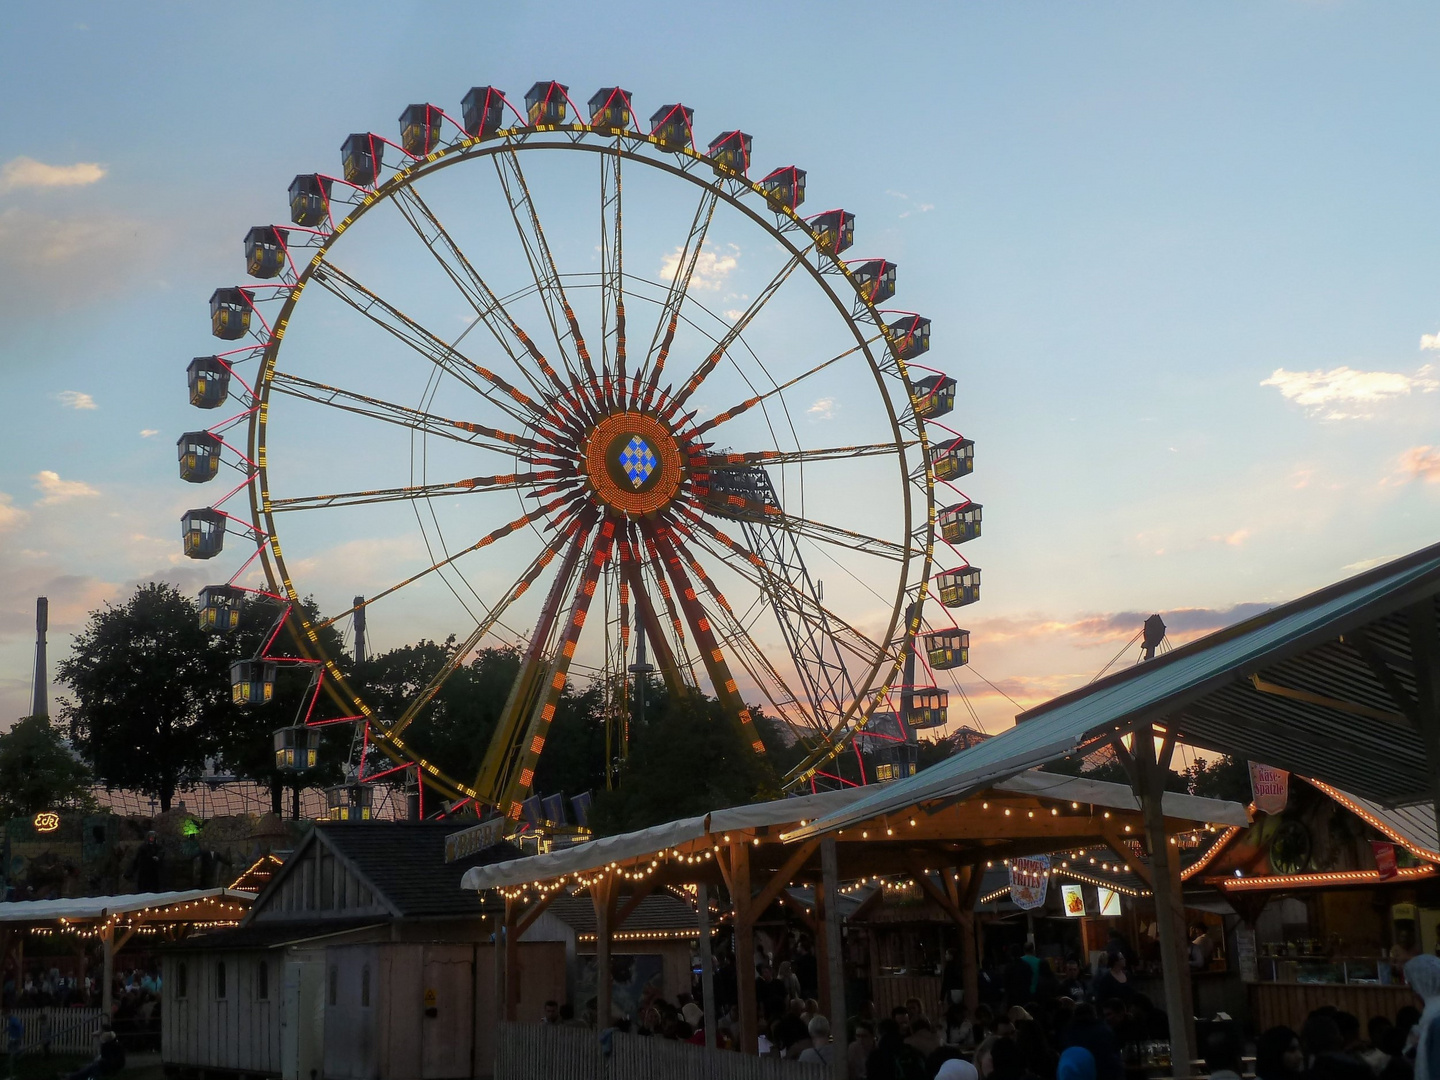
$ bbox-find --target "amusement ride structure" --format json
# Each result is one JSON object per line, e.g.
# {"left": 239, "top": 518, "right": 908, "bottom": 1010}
{"left": 176, "top": 82, "right": 982, "bottom": 825}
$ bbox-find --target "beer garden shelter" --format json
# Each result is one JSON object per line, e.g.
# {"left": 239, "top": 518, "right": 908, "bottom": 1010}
{"left": 459, "top": 775, "right": 1247, "bottom": 1075}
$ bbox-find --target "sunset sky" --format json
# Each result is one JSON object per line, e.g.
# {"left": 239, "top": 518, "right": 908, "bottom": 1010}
{"left": 1, "top": 1, "right": 1437, "bottom": 756}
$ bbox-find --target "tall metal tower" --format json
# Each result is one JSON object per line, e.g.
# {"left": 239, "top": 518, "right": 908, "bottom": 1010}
{"left": 31, "top": 597, "right": 48, "bottom": 719}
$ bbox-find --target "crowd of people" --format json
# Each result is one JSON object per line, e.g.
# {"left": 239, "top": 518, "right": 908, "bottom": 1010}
{"left": 1, "top": 960, "right": 162, "bottom": 1051}
{"left": 538, "top": 939, "right": 1440, "bottom": 1080}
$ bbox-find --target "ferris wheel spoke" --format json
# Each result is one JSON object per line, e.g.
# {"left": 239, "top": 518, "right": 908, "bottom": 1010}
{"left": 598, "top": 149, "right": 626, "bottom": 407}
{"left": 634, "top": 187, "right": 720, "bottom": 411}
{"left": 268, "top": 471, "right": 564, "bottom": 513}
{"left": 638, "top": 527, "right": 701, "bottom": 688}
{"left": 309, "top": 259, "right": 547, "bottom": 429}
{"left": 645, "top": 521, "right": 767, "bottom": 753}
{"left": 312, "top": 493, "right": 579, "bottom": 631}
{"left": 269, "top": 370, "right": 550, "bottom": 457}
{"left": 663, "top": 526, "right": 828, "bottom": 740}
{"left": 676, "top": 508, "right": 897, "bottom": 672}
{"left": 661, "top": 245, "right": 814, "bottom": 421}
{"left": 617, "top": 524, "right": 687, "bottom": 698}
{"left": 686, "top": 335, "right": 884, "bottom": 438}
{"left": 391, "top": 185, "right": 567, "bottom": 402}
{"left": 379, "top": 517, "right": 591, "bottom": 745}
{"left": 696, "top": 491, "right": 907, "bottom": 561}
{"left": 493, "top": 150, "right": 597, "bottom": 394}
{"left": 701, "top": 441, "right": 913, "bottom": 470}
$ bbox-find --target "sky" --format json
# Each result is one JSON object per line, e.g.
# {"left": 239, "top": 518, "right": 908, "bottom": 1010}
{"left": 0, "top": 1, "right": 1437, "bottom": 755}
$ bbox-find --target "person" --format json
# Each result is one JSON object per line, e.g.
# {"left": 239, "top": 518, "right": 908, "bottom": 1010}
{"left": 1365, "top": 1017, "right": 1396, "bottom": 1076}
{"left": 1406, "top": 955, "right": 1440, "bottom": 1080}
{"left": 974, "top": 1035, "right": 999, "bottom": 1079}
{"left": 891, "top": 1004, "right": 913, "bottom": 1037}
{"left": 132, "top": 832, "right": 163, "bottom": 893}
{"left": 941, "top": 948, "right": 966, "bottom": 1009}
{"left": 906, "top": 1015, "right": 940, "bottom": 1059}
{"left": 937, "top": 1059, "right": 980, "bottom": 1080}
{"left": 943, "top": 1003, "right": 974, "bottom": 1047}
{"left": 1189, "top": 924, "right": 1215, "bottom": 971}
{"left": 541, "top": 999, "right": 560, "bottom": 1024}
{"left": 1255, "top": 1025, "right": 1305, "bottom": 1080}
{"left": 774, "top": 998, "right": 810, "bottom": 1055}
{"left": 1003, "top": 945, "right": 1033, "bottom": 1009}
{"left": 1204, "top": 1027, "right": 1246, "bottom": 1080}
{"left": 798, "top": 1014, "right": 836, "bottom": 1067}
{"left": 1058, "top": 1046, "right": 1098, "bottom": 1080}
{"left": 1092, "top": 954, "right": 1133, "bottom": 1005}
{"left": 65, "top": 1024, "right": 124, "bottom": 1080}
{"left": 1105, "top": 928, "right": 1136, "bottom": 969}
{"left": 868, "top": 1018, "right": 928, "bottom": 1080}
{"left": 1059, "top": 957, "right": 1090, "bottom": 1002}
{"left": 777, "top": 960, "right": 802, "bottom": 1001}
{"left": 849, "top": 1024, "right": 874, "bottom": 1079}
{"left": 1304, "top": 1011, "right": 1376, "bottom": 1080}
{"left": 1059, "top": 1002, "right": 1123, "bottom": 1080}
{"left": 989, "top": 1035, "right": 1039, "bottom": 1080}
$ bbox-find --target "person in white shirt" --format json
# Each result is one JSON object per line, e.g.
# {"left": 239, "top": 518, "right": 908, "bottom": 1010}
{"left": 798, "top": 1015, "right": 836, "bottom": 1067}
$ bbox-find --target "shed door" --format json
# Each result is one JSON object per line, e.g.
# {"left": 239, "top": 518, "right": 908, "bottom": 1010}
{"left": 420, "top": 946, "right": 474, "bottom": 1079}
{"left": 281, "top": 960, "right": 324, "bottom": 1080}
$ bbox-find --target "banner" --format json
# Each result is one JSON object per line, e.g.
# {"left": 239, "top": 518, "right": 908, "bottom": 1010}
{"left": 1373, "top": 841, "right": 1399, "bottom": 881}
{"left": 1009, "top": 855, "right": 1050, "bottom": 910}
{"left": 1061, "top": 884, "right": 1086, "bottom": 917}
{"left": 1248, "top": 762, "right": 1289, "bottom": 815}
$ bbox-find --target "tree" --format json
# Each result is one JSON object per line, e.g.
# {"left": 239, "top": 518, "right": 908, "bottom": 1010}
{"left": 0, "top": 716, "right": 95, "bottom": 818}
{"left": 59, "top": 582, "right": 231, "bottom": 811}
{"left": 1186, "top": 754, "right": 1251, "bottom": 804}
{"left": 589, "top": 689, "right": 781, "bottom": 835}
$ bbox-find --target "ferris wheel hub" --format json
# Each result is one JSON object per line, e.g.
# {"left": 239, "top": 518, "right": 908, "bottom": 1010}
{"left": 580, "top": 410, "right": 686, "bottom": 516}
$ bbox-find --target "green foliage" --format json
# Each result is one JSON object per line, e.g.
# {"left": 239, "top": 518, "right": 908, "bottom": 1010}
{"left": 1041, "top": 748, "right": 1191, "bottom": 793}
{"left": 59, "top": 582, "right": 230, "bottom": 812}
{"left": 589, "top": 688, "right": 780, "bottom": 835}
{"left": 1185, "top": 754, "right": 1252, "bottom": 803}
{"left": 0, "top": 715, "right": 94, "bottom": 818}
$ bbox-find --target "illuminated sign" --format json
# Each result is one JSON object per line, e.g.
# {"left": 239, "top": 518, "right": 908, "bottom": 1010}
{"left": 33, "top": 812, "right": 59, "bottom": 833}
{"left": 1061, "top": 884, "right": 1086, "bottom": 917}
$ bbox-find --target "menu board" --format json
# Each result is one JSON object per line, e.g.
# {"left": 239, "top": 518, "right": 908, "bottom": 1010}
{"left": 1234, "top": 924, "right": 1258, "bottom": 982}
{"left": 1096, "top": 887, "right": 1123, "bottom": 918}
{"left": 1062, "top": 884, "right": 1086, "bottom": 917}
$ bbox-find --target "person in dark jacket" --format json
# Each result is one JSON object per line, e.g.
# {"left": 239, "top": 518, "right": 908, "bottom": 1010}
{"left": 132, "top": 832, "right": 163, "bottom": 893}
{"left": 1061, "top": 1003, "right": 1123, "bottom": 1080}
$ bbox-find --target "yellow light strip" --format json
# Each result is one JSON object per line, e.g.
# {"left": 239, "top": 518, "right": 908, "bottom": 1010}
{"left": 1216, "top": 865, "right": 1436, "bottom": 891}
{"left": 1303, "top": 778, "right": 1440, "bottom": 864}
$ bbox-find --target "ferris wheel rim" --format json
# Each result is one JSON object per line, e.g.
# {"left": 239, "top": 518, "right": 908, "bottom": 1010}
{"left": 239, "top": 121, "right": 938, "bottom": 805}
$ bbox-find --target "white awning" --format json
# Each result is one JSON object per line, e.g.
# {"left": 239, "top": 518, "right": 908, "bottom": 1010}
{"left": 0, "top": 889, "right": 255, "bottom": 924}
{"left": 460, "top": 772, "right": 1247, "bottom": 892}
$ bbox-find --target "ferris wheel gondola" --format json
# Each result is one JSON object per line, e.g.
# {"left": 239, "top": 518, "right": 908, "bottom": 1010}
{"left": 176, "top": 80, "right": 981, "bottom": 821}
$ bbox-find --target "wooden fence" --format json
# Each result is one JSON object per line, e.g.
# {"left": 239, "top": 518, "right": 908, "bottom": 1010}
{"left": 2, "top": 1007, "right": 104, "bottom": 1055}
{"left": 495, "top": 1022, "right": 830, "bottom": 1080}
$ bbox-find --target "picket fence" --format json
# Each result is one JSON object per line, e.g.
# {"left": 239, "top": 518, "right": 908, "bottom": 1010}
{"left": 495, "top": 1022, "right": 830, "bottom": 1080}
{"left": 1, "top": 1007, "right": 104, "bottom": 1055}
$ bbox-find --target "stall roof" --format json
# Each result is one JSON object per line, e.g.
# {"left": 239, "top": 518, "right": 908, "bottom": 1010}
{"left": 788, "top": 542, "right": 1440, "bottom": 842}
{"left": 460, "top": 771, "right": 1245, "bottom": 892}
{"left": 0, "top": 889, "right": 255, "bottom": 924}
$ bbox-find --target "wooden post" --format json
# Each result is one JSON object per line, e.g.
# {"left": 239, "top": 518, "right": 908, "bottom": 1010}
{"left": 815, "top": 887, "right": 831, "bottom": 1020}
{"left": 731, "top": 840, "right": 757, "bottom": 1054}
{"left": 821, "top": 838, "right": 849, "bottom": 1080}
{"left": 1408, "top": 601, "right": 1440, "bottom": 847}
{"left": 952, "top": 866, "right": 981, "bottom": 1013}
{"left": 591, "top": 874, "right": 616, "bottom": 1031}
{"left": 505, "top": 895, "right": 523, "bottom": 1022}
{"left": 1135, "top": 728, "right": 1196, "bottom": 1077}
{"left": 100, "top": 922, "right": 113, "bottom": 1018}
{"left": 697, "top": 883, "right": 717, "bottom": 1050}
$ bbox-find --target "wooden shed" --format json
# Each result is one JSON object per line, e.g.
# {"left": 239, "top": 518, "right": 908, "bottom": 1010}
{"left": 161, "top": 822, "right": 566, "bottom": 1080}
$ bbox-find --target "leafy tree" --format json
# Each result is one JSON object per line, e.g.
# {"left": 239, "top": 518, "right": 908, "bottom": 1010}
{"left": 0, "top": 716, "right": 95, "bottom": 818}
{"left": 589, "top": 689, "right": 780, "bottom": 835}
{"left": 59, "top": 582, "right": 230, "bottom": 811}
{"left": 1041, "top": 746, "right": 1191, "bottom": 793}
{"left": 1185, "top": 754, "right": 1252, "bottom": 804}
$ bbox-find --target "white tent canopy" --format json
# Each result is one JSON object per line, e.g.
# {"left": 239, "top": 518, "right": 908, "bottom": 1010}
{"left": 0, "top": 888, "right": 254, "bottom": 923}
{"left": 460, "top": 771, "right": 1248, "bottom": 892}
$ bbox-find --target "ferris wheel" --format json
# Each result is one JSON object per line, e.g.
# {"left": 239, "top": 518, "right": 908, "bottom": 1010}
{"left": 176, "top": 81, "right": 982, "bottom": 822}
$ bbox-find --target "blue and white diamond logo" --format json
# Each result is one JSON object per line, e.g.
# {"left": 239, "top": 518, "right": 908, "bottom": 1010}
{"left": 619, "top": 435, "right": 657, "bottom": 489}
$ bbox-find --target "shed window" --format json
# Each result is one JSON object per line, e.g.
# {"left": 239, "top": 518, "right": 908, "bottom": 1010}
{"left": 256, "top": 960, "right": 269, "bottom": 1001}
{"left": 216, "top": 961, "right": 227, "bottom": 1000}
{"left": 175, "top": 962, "right": 188, "bottom": 999}
{"left": 361, "top": 964, "right": 371, "bottom": 1007}
{"left": 328, "top": 965, "right": 338, "bottom": 1006}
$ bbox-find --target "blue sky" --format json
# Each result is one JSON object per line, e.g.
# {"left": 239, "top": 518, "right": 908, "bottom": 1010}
{"left": 1, "top": 1, "right": 1437, "bottom": 743}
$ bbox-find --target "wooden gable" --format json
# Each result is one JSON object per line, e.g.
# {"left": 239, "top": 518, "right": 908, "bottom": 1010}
{"left": 249, "top": 831, "right": 395, "bottom": 922}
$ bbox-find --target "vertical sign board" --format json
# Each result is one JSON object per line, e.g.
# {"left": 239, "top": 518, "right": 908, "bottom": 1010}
{"left": 1061, "top": 884, "right": 1086, "bottom": 917}
{"left": 1248, "top": 762, "right": 1289, "bottom": 815}
{"left": 1009, "top": 855, "right": 1050, "bottom": 910}
{"left": 1096, "top": 887, "right": 1122, "bottom": 918}
{"left": 1373, "top": 842, "right": 1399, "bottom": 880}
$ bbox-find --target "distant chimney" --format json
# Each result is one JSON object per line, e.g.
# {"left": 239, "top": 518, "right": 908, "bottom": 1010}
{"left": 353, "top": 597, "right": 367, "bottom": 665}
{"left": 32, "top": 597, "right": 48, "bottom": 719}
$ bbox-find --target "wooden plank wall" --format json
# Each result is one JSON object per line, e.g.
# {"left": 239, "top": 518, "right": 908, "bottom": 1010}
{"left": 1249, "top": 982, "right": 1415, "bottom": 1033}
{"left": 493, "top": 1022, "right": 829, "bottom": 1080}
{"left": 162, "top": 951, "right": 282, "bottom": 1074}
{"left": 252, "top": 841, "right": 387, "bottom": 922}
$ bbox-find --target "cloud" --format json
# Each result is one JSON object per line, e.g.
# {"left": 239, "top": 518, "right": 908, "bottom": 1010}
{"left": 140, "top": 429, "right": 159, "bottom": 438}
{"left": 1343, "top": 554, "right": 1398, "bottom": 572}
{"left": 0, "top": 157, "right": 106, "bottom": 194}
{"left": 0, "top": 207, "right": 162, "bottom": 321}
{"left": 1392, "top": 445, "right": 1440, "bottom": 484}
{"left": 1422, "top": 333, "right": 1440, "bottom": 351}
{"left": 32, "top": 471, "right": 99, "bottom": 506}
{"left": 974, "top": 603, "right": 1272, "bottom": 648}
{"left": 885, "top": 189, "right": 936, "bottom": 219}
{"left": 807, "top": 397, "right": 838, "bottom": 420}
{"left": 0, "top": 495, "right": 27, "bottom": 533}
{"left": 1261, "top": 364, "right": 1439, "bottom": 419}
{"left": 660, "top": 243, "right": 739, "bottom": 292}
{"left": 1211, "top": 528, "right": 1251, "bottom": 547}
{"left": 56, "top": 390, "right": 97, "bottom": 411}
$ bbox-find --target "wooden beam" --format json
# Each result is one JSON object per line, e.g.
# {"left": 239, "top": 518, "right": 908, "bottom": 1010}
{"left": 697, "top": 883, "right": 717, "bottom": 1051}
{"left": 1185, "top": 704, "right": 1400, "bottom": 774}
{"left": 514, "top": 889, "right": 560, "bottom": 938}
{"left": 503, "top": 895, "right": 521, "bottom": 1022}
{"left": 820, "top": 838, "right": 849, "bottom": 1080}
{"left": 1249, "top": 672, "right": 1411, "bottom": 726}
{"left": 590, "top": 874, "right": 618, "bottom": 1030}
{"left": 744, "top": 838, "right": 820, "bottom": 923}
{"left": 614, "top": 878, "right": 658, "bottom": 930}
{"left": 731, "top": 840, "right": 757, "bottom": 1054}
{"left": 1347, "top": 629, "right": 1420, "bottom": 724}
{"left": 1101, "top": 825, "right": 1153, "bottom": 888}
{"left": 906, "top": 859, "right": 970, "bottom": 929}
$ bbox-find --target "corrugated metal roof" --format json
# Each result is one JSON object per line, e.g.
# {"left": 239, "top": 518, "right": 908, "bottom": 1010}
{"left": 788, "top": 542, "right": 1440, "bottom": 841}
{"left": 1303, "top": 778, "right": 1440, "bottom": 862}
